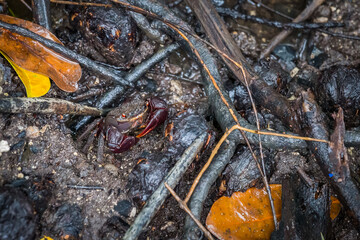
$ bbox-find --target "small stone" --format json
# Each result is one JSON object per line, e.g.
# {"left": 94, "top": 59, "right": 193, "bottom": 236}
{"left": 104, "top": 164, "right": 119, "bottom": 176}
{"left": 17, "top": 173, "right": 24, "bottom": 179}
{"left": 30, "top": 146, "right": 40, "bottom": 154}
{"left": 161, "top": 221, "right": 177, "bottom": 233}
{"left": 114, "top": 200, "right": 132, "bottom": 217}
{"left": 314, "top": 17, "right": 329, "bottom": 23}
{"left": 290, "top": 67, "right": 300, "bottom": 78}
{"left": 129, "top": 207, "right": 137, "bottom": 218}
{"left": 26, "top": 126, "right": 40, "bottom": 138}
{"left": 0, "top": 140, "right": 10, "bottom": 154}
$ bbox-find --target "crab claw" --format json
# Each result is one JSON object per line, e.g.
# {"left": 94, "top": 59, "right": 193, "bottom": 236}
{"left": 137, "top": 97, "right": 168, "bottom": 138}
{"left": 106, "top": 126, "right": 139, "bottom": 153}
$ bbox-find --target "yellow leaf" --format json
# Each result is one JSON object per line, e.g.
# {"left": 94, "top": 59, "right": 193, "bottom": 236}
{"left": 40, "top": 236, "right": 54, "bottom": 240}
{"left": 1, "top": 51, "right": 50, "bottom": 97}
{"left": 206, "top": 184, "right": 282, "bottom": 240}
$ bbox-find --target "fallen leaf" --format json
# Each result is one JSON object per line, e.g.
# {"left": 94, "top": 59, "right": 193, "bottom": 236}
{"left": 0, "top": 51, "right": 50, "bottom": 97}
{"left": 206, "top": 184, "right": 282, "bottom": 240}
{"left": 0, "top": 14, "right": 81, "bottom": 92}
{"left": 40, "top": 236, "right": 54, "bottom": 240}
{"left": 330, "top": 196, "right": 341, "bottom": 220}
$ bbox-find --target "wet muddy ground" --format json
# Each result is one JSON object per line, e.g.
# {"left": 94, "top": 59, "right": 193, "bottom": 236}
{"left": 1, "top": 0, "right": 360, "bottom": 239}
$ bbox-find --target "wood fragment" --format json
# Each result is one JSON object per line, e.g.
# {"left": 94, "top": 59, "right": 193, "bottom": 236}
{"left": 329, "top": 108, "right": 350, "bottom": 182}
{"left": 32, "top": 0, "right": 52, "bottom": 31}
{"left": 0, "top": 97, "right": 103, "bottom": 116}
{"left": 261, "top": 0, "right": 326, "bottom": 58}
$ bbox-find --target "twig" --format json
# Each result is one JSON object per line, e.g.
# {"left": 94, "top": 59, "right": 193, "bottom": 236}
{"left": 296, "top": 167, "right": 315, "bottom": 187}
{"left": 129, "top": 11, "right": 167, "bottom": 44}
{"left": 317, "top": 29, "right": 360, "bottom": 41}
{"left": 146, "top": 71, "right": 203, "bottom": 85}
{"left": 260, "top": 0, "right": 325, "bottom": 58}
{"left": 32, "top": 0, "right": 52, "bottom": 31}
{"left": 20, "top": 0, "right": 32, "bottom": 11}
{"left": 122, "top": 133, "right": 207, "bottom": 240}
{"left": 66, "top": 185, "right": 104, "bottom": 190}
{"left": 0, "top": 97, "right": 104, "bottom": 116}
{"left": 216, "top": 7, "right": 343, "bottom": 29}
{"left": 50, "top": 0, "right": 112, "bottom": 7}
{"left": 252, "top": 0, "right": 360, "bottom": 41}
{"left": 164, "top": 183, "right": 214, "bottom": 240}
{"left": 250, "top": 0, "right": 293, "bottom": 20}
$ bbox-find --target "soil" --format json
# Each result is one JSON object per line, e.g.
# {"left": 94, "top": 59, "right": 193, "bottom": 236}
{"left": 1, "top": 0, "right": 360, "bottom": 239}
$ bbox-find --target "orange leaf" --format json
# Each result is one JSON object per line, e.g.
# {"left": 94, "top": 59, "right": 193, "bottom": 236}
{"left": 0, "top": 14, "right": 81, "bottom": 92}
{"left": 330, "top": 196, "right": 341, "bottom": 220}
{"left": 206, "top": 184, "right": 282, "bottom": 240}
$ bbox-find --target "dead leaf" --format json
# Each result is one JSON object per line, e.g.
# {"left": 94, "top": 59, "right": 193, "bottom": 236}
{"left": 206, "top": 184, "right": 282, "bottom": 240}
{"left": 0, "top": 51, "right": 50, "bottom": 97}
{"left": 330, "top": 196, "right": 341, "bottom": 220}
{"left": 0, "top": 14, "right": 81, "bottom": 92}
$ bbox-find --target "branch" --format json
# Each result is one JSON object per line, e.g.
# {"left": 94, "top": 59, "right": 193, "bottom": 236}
{"left": 122, "top": 133, "right": 208, "bottom": 240}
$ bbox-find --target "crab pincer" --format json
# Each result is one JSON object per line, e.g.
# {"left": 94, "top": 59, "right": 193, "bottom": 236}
{"left": 105, "top": 126, "right": 139, "bottom": 153}
{"left": 137, "top": 97, "right": 168, "bottom": 138}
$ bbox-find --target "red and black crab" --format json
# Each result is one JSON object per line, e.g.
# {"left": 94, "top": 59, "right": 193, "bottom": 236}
{"left": 78, "top": 97, "right": 168, "bottom": 160}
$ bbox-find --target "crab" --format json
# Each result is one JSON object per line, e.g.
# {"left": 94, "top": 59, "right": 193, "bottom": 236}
{"left": 78, "top": 97, "right": 168, "bottom": 160}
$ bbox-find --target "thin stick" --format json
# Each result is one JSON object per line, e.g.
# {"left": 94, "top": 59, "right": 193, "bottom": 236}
{"left": 66, "top": 185, "right": 104, "bottom": 190}
{"left": 252, "top": 0, "right": 360, "bottom": 41}
{"left": 20, "top": 0, "right": 32, "bottom": 11}
{"left": 260, "top": 0, "right": 326, "bottom": 58}
{"left": 216, "top": 7, "right": 343, "bottom": 29}
{"left": 0, "top": 97, "right": 104, "bottom": 116}
{"left": 164, "top": 183, "right": 214, "bottom": 240}
{"left": 50, "top": 0, "right": 111, "bottom": 7}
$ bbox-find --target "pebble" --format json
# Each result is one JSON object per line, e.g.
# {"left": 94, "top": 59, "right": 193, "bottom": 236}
{"left": 114, "top": 200, "right": 132, "bottom": 217}
{"left": 314, "top": 17, "right": 329, "bottom": 23}
{"left": 129, "top": 207, "right": 137, "bottom": 218}
{"left": 26, "top": 126, "right": 40, "bottom": 138}
{"left": 104, "top": 164, "right": 119, "bottom": 176}
{"left": 0, "top": 140, "right": 10, "bottom": 156}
